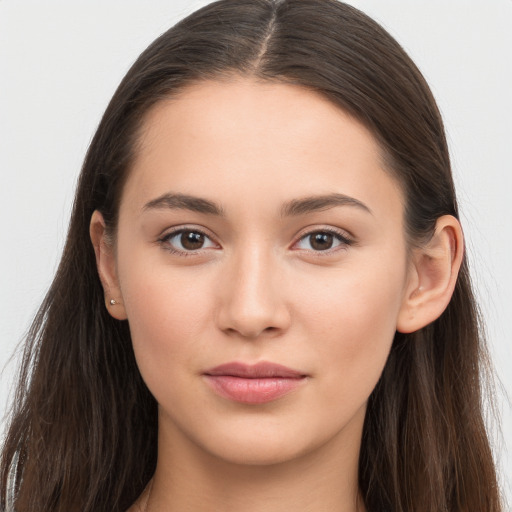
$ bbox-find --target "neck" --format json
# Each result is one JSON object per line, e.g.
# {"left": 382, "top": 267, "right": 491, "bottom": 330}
{"left": 147, "top": 408, "right": 366, "bottom": 512}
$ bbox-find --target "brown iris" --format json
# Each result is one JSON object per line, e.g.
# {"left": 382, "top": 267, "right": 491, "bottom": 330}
{"left": 180, "top": 231, "right": 205, "bottom": 250}
{"left": 309, "top": 232, "right": 335, "bottom": 250}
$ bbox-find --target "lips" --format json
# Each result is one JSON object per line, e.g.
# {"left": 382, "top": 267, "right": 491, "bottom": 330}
{"left": 203, "top": 361, "right": 307, "bottom": 404}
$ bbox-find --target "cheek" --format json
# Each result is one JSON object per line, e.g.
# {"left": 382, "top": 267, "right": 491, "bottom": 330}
{"left": 117, "top": 253, "right": 213, "bottom": 380}
{"left": 295, "top": 253, "right": 407, "bottom": 396}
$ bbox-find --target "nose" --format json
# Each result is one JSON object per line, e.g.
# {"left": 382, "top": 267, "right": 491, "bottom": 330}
{"left": 216, "top": 245, "right": 291, "bottom": 339}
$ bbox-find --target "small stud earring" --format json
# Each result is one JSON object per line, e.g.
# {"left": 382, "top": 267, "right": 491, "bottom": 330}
{"left": 110, "top": 299, "right": 118, "bottom": 306}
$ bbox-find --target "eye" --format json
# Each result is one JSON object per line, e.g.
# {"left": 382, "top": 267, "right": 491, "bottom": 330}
{"left": 160, "top": 228, "right": 218, "bottom": 254}
{"left": 294, "top": 229, "right": 352, "bottom": 252}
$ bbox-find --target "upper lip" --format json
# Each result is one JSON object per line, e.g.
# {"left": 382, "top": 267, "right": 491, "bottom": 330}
{"left": 204, "top": 361, "right": 306, "bottom": 379}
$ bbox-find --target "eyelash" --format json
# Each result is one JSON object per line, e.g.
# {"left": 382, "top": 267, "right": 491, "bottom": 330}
{"left": 293, "top": 227, "right": 354, "bottom": 255}
{"left": 158, "top": 227, "right": 216, "bottom": 257}
{"left": 157, "top": 226, "right": 354, "bottom": 256}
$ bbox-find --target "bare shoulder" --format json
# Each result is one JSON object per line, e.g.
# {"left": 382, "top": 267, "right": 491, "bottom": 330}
{"left": 125, "top": 480, "right": 152, "bottom": 512}
{"left": 125, "top": 499, "right": 143, "bottom": 512}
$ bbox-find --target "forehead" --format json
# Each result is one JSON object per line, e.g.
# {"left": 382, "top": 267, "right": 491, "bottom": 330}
{"left": 122, "top": 78, "right": 404, "bottom": 220}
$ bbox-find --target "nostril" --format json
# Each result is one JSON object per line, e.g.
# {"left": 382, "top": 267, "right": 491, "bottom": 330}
{"left": 222, "top": 323, "right": 283, "bottom": 340}
{"left": 215, "top": 275, "right": 292, "bottom": 338}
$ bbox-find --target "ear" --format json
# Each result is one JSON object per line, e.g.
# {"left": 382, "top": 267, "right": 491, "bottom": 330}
{"left": 89, "top": 210, "right": 127, "bottom": 320}
{"left": 397, "top": 215, "right": 464, "bottom": 333}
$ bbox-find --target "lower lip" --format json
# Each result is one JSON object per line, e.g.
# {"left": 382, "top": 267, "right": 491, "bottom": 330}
{"left": 204, "top": 375, "right": 306, "bottom": 404}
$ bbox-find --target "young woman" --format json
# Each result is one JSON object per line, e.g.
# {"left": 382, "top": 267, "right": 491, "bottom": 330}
{"left": 0, "top": 1, "right": 503, "bottom": 511}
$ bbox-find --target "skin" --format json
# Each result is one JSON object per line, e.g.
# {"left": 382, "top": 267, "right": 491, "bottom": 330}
{"left": 90, "top": 78, "right": 463, "bottom": 511}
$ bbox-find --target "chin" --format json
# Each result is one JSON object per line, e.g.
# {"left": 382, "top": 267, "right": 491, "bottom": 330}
{"left": 204, "top": 436, "right": 316, "bottom": 467}
{"left": 192, "top": 416, "right": 350, "bottom": 468}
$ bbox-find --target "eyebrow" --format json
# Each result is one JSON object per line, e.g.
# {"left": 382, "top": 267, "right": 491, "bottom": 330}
{"left": 280, "top": 193, "right": 372, "bottom": 217}
{"left": 143, "top": 193, "right": 225, "bottom": 216}
{"left": 142, "top": 192, "right": 371, "bottom": 217}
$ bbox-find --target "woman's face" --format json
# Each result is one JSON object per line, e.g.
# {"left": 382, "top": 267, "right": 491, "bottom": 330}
{"left": 112, "top": 78, "right": 412, "bottom": 465}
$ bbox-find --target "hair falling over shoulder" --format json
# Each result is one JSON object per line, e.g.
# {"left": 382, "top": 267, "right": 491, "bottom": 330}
{"left": 0, "top": 1, "right": 503, "bottom": 511}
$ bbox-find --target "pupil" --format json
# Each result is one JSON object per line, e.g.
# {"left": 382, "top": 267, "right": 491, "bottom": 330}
{"left": 181, "top": 231, "right": 204, "bottom": 250}
{"left": 311, "top": 232, "right": 333, "bottom": 250}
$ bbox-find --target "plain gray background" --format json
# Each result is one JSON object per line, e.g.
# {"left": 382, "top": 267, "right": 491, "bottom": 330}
{"left": 1, "top": 0, "right": 511, "bottom": 504}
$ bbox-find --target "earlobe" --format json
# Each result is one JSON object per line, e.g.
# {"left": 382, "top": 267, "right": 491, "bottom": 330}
{"left": 397, "top": 215, "right": 464, "bottom": 333}
{"left": 89, "top": 210, "right": 127, "bottom": 320}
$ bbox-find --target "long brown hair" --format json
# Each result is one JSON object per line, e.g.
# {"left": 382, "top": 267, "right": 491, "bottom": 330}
{"left": 1, "top": 1, "right": 502, "bottom": 510}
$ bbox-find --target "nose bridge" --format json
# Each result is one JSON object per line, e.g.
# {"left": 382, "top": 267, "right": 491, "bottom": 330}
{"left": 217, "top": 239, "right": 289, "bottom": 338}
